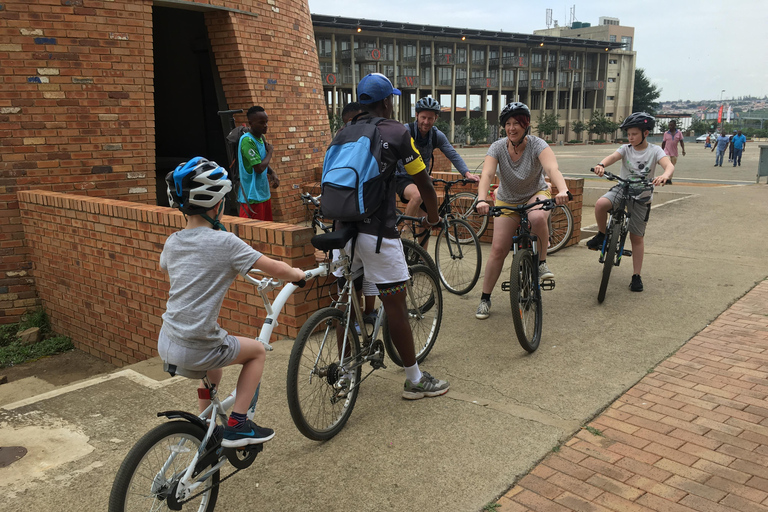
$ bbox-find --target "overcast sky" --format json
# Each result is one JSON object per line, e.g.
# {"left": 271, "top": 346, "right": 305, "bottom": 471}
{"left": 308, "top": 0, "right": 768, "bottom": 103}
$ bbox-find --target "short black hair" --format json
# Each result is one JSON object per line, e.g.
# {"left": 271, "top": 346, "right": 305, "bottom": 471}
{"left": 341, "top": 102, "right": 364, "bottom": 122}
{"left": 342, "top": 102, "right": 363, "bottom": 117}
{"left": 247, "top": 105, "right": 266, "bottom": 118}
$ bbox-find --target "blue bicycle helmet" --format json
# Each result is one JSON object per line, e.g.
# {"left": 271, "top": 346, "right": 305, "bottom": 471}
{"left": 415, "top": 97, "right": 441, "bottom": 114}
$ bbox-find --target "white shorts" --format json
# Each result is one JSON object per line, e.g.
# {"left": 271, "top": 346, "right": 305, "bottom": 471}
{"left": 335, "top": 234, "right": 410, "bottom": 289}
{"left": 332, "top": 248, "right": 379, "bottom": 296}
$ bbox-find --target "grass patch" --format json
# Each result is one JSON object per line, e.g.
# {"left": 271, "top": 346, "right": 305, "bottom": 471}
{"left": 0, "top": 308, "right": 74, "bottom": 368}
{"left": 481, "top": 503, "right": 501, "bottom": 512}
{"left": 584, "top": 425, "right": 604, "bottom": 437}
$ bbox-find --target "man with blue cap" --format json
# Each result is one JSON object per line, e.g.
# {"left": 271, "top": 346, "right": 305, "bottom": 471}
{"left": 343, "top": 73, "right": 450, "bottom": 400}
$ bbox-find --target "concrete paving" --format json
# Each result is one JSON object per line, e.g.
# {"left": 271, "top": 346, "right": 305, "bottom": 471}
{"left": 0, "top": 145, "right": 766, "bottom": 511}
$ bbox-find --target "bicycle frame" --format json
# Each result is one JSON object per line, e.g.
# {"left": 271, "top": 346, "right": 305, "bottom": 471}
{"left": 596, "top": 172, "right": 650, "bottom": 266}
{"left": 159, "top": 263, "right": 330, "bottom": 504}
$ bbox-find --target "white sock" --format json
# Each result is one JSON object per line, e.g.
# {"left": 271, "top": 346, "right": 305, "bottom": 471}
{"left": 405, "top": 363, "right": 422, "bottom": 384}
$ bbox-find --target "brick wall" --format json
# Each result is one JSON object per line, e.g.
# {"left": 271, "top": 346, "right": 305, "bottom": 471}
{"left": 17, "top": 190, "right": 333, "bottom": 366}
{"left": 1, "top": 0, "right": 330, "bottom": 324}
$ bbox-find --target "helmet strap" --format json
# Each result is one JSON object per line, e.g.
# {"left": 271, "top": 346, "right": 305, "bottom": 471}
{"left": 201, "top": 201, "right": 228, "bottom": 232}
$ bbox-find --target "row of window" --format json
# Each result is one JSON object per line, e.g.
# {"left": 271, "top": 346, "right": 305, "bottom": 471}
{"left": 317, "top": 38, "right": 594, "bottom": 68}
{"left": 317, "top": 62, "right": 614, "bottom": 84}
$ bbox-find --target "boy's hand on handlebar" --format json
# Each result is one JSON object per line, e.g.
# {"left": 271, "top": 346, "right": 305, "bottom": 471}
{"left": 592, "top": 166, "right": 606, "bottom": 177}
{"left": 290, "top": 268, "right": 306, "bottom": 284}
{"left": 652, "top": 175, "right": 670, "bottom": 187}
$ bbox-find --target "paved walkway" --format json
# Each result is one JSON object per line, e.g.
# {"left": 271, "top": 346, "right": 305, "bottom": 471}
{"left": 497, "top": 279, "right": 768, "bottom": 512}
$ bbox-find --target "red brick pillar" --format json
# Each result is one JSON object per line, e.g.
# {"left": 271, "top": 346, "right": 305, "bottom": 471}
{"left": 205, "top": 0, "right": 330, "bottom": 224}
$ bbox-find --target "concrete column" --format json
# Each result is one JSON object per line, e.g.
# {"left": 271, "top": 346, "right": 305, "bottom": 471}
{"left": 567, "top": 57, "right": 575, "bottom": 141}
{"left": 593, "top": 51, "right": 600, "bottom": 112}
{"left": 431, "top": 41, "right": 436, "bottom": 99}
{"left": 465, "top": 42, "right": 470, "bottom": 144}
{"left": 497, "top": 44, "right": 502, "bottom": 128}
{"left": 351, "top": 34, "right": 356, "bottom": 100}
{"left": 415, "top": 40, "right": 420, "bottom": 100}
{"left": 450, "top": 42, "right": 456, "bottom": 142}
{"left": 579, "top": 51, "right": 586, "bottom": 120}
{"left": 331, "top": 33, "right": 337, "bottom": 115}
{"left": 526, "top": 47, "right": 532, "bottom": 105}
{"left": 483, "top": 44, "right": 490, "bottom": 124}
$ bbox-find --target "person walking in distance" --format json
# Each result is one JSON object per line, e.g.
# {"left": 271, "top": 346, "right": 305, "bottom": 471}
{"left": 712, "top": 131, "right": 730, "bottom": 167}
{"left": 731, "top": 129, "right": 746, "bottom": 167}
{"left": 661, "top": 120, "right": 685, "bottom": 167}
{"left": 237, "top": 106, "right": 279, "bottom": 221}
{"left": 728, "top": 130, "right": 736, "bottom": 163}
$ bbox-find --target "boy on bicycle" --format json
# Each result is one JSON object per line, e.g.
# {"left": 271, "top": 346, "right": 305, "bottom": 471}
{"left": 160, "top": 157, "right": 305, "bottom": 447}
{"left": 586, "top": 113, "right": 674, "bottom": 292}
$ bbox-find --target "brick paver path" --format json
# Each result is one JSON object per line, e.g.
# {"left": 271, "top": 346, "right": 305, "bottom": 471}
{"left": 497, "top": 279, "right": 768, "bottom": 512}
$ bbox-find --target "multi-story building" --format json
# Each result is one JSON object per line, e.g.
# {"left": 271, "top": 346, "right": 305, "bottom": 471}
{"left": 313, "top": 15, "right": 634, "bottom": 143}
{"left": 534, "top": 17, "right": 635, "bottom": 51}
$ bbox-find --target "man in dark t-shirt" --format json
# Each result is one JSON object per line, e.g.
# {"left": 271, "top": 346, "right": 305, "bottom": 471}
{"left": 343, "top": 73, "right": 450, "bottom": 400}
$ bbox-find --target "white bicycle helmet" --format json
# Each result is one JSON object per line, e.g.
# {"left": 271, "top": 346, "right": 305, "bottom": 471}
{"left": 166, "top": 157, "right": 232, "bottom": 215}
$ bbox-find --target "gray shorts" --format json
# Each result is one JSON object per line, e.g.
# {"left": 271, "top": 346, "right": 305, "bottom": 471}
{"left": 602, "top": 187, "right": 651, "bottom": 237}
{"left": 158, "top": 330, "right": 241, "bottom": 372}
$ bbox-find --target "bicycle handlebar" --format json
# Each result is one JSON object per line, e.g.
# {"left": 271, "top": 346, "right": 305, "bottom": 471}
{"left": 591, "top": 168, "right": 651, "bottom": 185}
{"left": 300, "top": 192, "right": 321, "bottom": 208}
{"left": 480, "top": 191, "right": 573, "bottom": 217}
{"left": 432, "top": 177, "right": 473, "bottom": 187}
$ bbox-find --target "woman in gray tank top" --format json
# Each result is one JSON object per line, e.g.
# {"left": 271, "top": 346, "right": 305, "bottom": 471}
{"left": 473, "top": 102, "right": 571, "bottom": 320}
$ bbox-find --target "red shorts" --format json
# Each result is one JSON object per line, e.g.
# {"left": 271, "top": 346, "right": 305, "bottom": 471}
{"left": 239, "top": 200, "right": 273, "bottom": 221}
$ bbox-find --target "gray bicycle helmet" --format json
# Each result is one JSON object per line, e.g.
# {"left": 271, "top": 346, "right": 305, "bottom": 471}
{"left": 415, "top": 97, "right": 441, "bottom": 114}
{"left": 619, "top": 112, "right": 655, "bottom": 131}
{"left": 499, "top": 102, "right": 531, "bottom": 126}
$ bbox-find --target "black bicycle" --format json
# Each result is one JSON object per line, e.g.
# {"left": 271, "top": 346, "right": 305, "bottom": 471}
{"left": 397, "top": 178, "right": 482, "bottom": 295}
{"left": 301, "top": 192, "right": 437, "bottom": 276}
{"left": 589, "top": 169, "right": 651, "bottom": 303}
{"left": 486, "top": 192, "right": 572, "bottom": 353}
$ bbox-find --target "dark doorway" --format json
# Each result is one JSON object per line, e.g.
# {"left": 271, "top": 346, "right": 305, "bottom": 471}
{"left": 152, "top": 6, "right": 232, "bottom": 212}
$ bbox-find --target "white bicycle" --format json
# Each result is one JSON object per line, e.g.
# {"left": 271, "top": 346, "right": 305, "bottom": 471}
{"left": 108, "top": 266, "right": 328, "bottom": 512}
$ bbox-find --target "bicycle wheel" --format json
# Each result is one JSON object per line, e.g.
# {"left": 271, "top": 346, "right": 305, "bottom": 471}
{"left": 286, "top": 307, "right": 361, "bottom": 441}
{"left": 509, "top": 249, "right": 542, "bottom": 353}
{"left": 547, "top": 204, "right": 574, "bottom": 254}
{"left": 598, "top": 224, "right": 620, "bottom": 304}
{"left": 434, "top": 218, "right": 481, "bottom": 295}
{"left": 401, "top": 238, "right": 437, "bottom": 276}
{"left": 382, "top": 264, "right": 443, "bottom": 367}
{"left": 109, "top": 421, "right": 219, "bottom": 512}
{"left": 447, "top": 192, "right": 489, "bottom": 240}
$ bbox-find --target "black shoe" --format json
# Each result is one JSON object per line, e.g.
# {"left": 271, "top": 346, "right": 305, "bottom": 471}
{"left": 629, "top": 274, "right": 643, "bottom": 292}
{"left": 222, "top": 419, "right": 275, "bottom": 448}
{"left": 586, "top": 232, "right": 605, "bottom": 251}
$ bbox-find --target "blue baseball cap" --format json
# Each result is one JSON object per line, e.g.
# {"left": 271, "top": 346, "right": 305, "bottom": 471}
{"left": 357, "top": 73, "right": 401, "bottom": 104}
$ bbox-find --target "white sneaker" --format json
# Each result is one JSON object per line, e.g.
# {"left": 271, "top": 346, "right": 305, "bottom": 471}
{"left": 539, "top": 262, "right": 554, "bottom": 280}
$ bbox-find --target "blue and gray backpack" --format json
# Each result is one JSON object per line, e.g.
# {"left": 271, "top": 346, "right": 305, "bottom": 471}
{"left": 320, "top": 116, "right": 390, "bottom": 222}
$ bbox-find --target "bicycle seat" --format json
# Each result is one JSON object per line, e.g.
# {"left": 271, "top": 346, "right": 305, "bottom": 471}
{"left": 311, "top": 225, "right": 357, "bottom": 251}
{"left": 163, "top": 362, "right": 207, "bottom": 380}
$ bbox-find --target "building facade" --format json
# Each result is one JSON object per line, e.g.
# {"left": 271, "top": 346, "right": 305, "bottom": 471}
{"left": 313, "top": 15, "right": 635, "bottom": 143}
{"left": 0, "top": 0, "right": 329, "bottom": 324}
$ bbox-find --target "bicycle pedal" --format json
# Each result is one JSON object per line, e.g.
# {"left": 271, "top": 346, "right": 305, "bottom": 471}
{"left": 622, "top": 249, "right": 632, "bottom": 257}
{"left": 501, "top": 281, "right": 511, "bottom": 292}
{"left": 540, "top": 279, "right": 556, "bottom": 291}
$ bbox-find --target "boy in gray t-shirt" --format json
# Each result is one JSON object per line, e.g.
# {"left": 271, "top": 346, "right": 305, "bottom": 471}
{"left": 162, "top": 157, "right": 305, "bottom": 448}
{"left": 587, "top": 113, "right": 674, "bottom": 292}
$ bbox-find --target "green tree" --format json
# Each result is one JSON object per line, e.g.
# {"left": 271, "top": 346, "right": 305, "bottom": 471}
{"left": 536, "top": 112, "right": 560, "bottom": 141}
{"left": 632, "top": 68, "right": 661, "bottom": 114}
{"left": 689, "top": 119, "right": 710, "bottom": 135}
{"left": 571, "top": 120, "right": 588, "bottom": 141}
{"left": 460, "top": 116, "right": 490, "bottom": 144}
{"left": 589, "top": 110, "right": 615, "bottom": 139}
